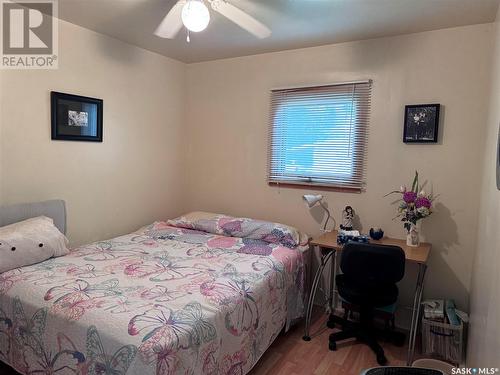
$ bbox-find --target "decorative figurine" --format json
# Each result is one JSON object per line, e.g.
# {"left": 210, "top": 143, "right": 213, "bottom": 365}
{"left": 369, "top": 227, "right": 384, "bottom": 240}
{"left": 340, "top": 206, "right": 355, "bottom": 231}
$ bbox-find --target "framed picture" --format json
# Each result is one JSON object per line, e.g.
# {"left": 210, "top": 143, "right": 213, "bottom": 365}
{"left": 403, "top": 104, "right": 440, "bottom": 143}
{"left": 51, "top": 91, "right": 103, "bottom": 142}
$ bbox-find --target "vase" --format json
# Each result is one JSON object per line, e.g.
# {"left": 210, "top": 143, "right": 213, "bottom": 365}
{"left": 406, "top": 223, "right": 420, "bottom": 247}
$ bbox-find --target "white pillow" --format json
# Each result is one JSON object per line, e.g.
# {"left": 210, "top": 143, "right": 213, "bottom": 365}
{"left": 0, "top": 216, "right": 69, "bottom": 273}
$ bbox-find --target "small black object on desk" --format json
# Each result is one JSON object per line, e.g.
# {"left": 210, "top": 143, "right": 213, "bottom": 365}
{"left": 369, "top": 228, "right": 385, "bottom": 240}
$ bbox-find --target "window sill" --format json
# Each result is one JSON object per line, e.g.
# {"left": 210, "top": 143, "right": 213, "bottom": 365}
{"left": 268, "top": 181, "right": 363, "bottom": 193}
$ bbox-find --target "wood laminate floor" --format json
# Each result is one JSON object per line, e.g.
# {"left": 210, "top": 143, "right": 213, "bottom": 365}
{"left": 249, "top": 309, "right": 410, "bottom": 375}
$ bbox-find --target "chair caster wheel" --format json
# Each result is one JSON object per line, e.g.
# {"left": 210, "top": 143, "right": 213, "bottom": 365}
{"left": 376, "top": 354, "right": 387, "bottom": 366}
{"left": 329, "top": 341, "right": 337, "bottom": 351}
{"left": 302, "top": 335, "right": 311, "bottom": 341}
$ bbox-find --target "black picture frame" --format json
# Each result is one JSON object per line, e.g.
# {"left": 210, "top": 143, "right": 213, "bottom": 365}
{"left": 51, "top": 91, "right": 103, "bottom": 142}
{"left": 403, "top": 104, "right": 440, "bottom": 143}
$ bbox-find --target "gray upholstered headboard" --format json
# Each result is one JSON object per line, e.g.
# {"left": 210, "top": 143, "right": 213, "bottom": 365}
{"left": 0, "top": 200, "right": 66, "bottom": 234}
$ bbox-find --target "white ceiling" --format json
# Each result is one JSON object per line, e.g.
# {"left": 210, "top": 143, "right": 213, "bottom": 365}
{"left": 58, "top": 0, "right": 500, "bottom": 63}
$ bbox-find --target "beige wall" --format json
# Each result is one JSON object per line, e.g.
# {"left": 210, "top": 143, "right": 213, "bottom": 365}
{"left": 467, "top": 8, "right": 500, "bottom": 367}
{"left": 0, "top": 20, "right": 186, "bottom": 246}
{"left": 184, "top": 24, "right": 494, "bottom": 319}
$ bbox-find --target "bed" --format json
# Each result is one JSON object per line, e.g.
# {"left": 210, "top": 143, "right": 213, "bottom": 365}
{"left": 0, "top": 201, "right": 308, "bottom": 375}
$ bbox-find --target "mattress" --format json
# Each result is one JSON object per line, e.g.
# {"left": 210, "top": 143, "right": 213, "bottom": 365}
{"left": 0, "top": 221, "right": 306, "bottom": 374}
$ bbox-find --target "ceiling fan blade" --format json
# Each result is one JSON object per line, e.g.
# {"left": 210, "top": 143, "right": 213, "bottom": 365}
{"left": 154, "top": 0, "right": 186, "bottom": 39}
{"left": 210, "top": 1, "right": 271, "bottom": 39}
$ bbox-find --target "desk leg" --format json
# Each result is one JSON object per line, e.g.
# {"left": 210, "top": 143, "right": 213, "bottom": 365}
{"left": 327, "top": 250, "right": 337, "bottom": 328}
{"left": 303, "top": 249, "right": 333, "bottom": 341}
{"left": 407, "top": 263, "right": 427, "bottom": 365}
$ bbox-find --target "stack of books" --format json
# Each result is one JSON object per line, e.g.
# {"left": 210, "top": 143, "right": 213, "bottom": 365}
{"left": 422, "top": 299, "right": 463, "bottom": 325}
{"left": 423, "top": 299, "right": 445, "bottom": 321}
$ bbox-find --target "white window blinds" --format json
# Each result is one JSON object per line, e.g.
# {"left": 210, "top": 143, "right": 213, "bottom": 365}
{"left": 267, "top": 80, "right": 371, "bottom": 191}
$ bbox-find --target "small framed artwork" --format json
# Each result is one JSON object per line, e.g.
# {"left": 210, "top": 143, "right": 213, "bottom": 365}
{"left": 403, "top": 104, "right": 440, "bottom": 143}
{"left": 51, "top": 91, "right": 103, "bottom": 142}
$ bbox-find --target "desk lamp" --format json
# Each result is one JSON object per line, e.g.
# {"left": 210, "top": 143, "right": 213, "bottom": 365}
{"left": 303, "top": 194, "right": 333, "bottom": 232}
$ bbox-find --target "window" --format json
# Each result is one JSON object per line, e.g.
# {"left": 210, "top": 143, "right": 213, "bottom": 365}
{"left": 267, "top": 81, "right": 371, "bottom": 191}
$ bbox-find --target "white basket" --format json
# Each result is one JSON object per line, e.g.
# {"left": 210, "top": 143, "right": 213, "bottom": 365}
{"left": 421, "top": 317, "right": 465, "bottom": 365}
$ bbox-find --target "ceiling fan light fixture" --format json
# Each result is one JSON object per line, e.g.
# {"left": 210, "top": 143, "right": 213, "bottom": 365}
{"left": 181, "top": 0, "right": 210, "bottom": 33}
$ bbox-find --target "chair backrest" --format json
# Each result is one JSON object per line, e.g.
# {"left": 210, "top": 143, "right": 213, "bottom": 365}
{"left": 341, "top": 242, "right": 405, "bottom": 284}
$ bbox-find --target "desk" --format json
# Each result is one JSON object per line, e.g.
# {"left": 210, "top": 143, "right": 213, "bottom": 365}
{"left": 302, "top": 230, "right": 431, "bottom": 365}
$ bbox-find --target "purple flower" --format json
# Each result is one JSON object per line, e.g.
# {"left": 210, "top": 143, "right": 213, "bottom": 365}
{"left": 403, "top": 191, "right": 417, "bottom": 203}
{"left": 415, "top": 196, "right": 432, "bottom": 209}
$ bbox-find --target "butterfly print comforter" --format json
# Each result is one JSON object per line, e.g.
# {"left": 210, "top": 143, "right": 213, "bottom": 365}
{"left": 0, "top": 221, "right": 306, "bottom": 374}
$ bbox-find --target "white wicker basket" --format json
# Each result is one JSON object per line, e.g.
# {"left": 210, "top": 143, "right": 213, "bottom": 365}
{"left": 421, "top": 317, "right": 465, "bottom": 365}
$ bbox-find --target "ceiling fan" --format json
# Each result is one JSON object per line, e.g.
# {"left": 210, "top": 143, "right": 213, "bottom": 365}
{"left": 155, "top": 0, "right": 271, "bottom": 42}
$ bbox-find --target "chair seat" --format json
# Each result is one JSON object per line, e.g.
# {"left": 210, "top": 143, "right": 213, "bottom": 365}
{"left": 336, "top": 274, "right": 399, "bottom": 307}
{"left": 341, "top": 298, "right": 397, "bottom": 315}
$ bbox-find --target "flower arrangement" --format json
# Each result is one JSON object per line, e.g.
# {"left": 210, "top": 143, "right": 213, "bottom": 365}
{"left": 386, "top": 171, "right": 435, "bottom": 233}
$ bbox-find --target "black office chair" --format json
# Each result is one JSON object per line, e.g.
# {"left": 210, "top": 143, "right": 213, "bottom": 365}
{"left": 328, "top": 242, "right": 406, "bottom": 365}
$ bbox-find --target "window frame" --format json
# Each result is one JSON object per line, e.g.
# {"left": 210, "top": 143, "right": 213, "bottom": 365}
{"left": 267, "top": 80, "right": 371, "bottom": 192}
